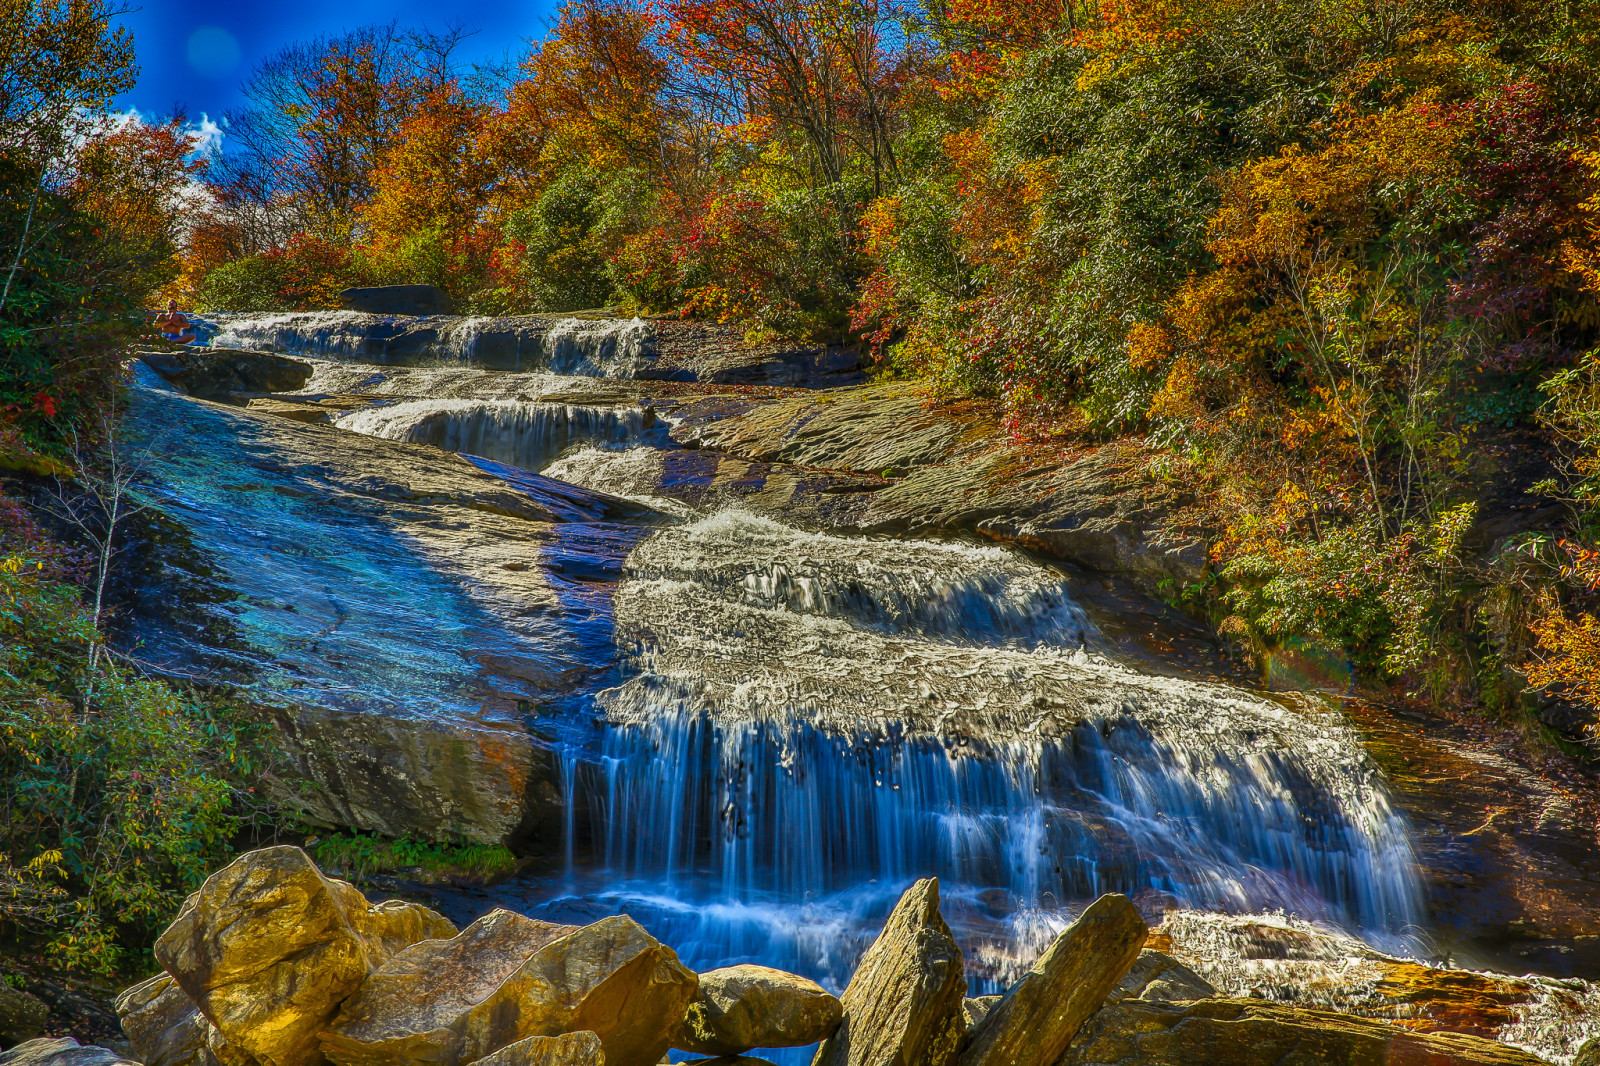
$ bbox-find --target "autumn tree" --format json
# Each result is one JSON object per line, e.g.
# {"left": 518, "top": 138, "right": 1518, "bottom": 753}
{"left": 216, "top": 23, "right": 470, "bottom": 242}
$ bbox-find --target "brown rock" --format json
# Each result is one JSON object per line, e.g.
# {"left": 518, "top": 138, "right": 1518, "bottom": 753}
{"left": 1149, "top": 912, "right": 1558, "bottom": 1041}
{"left": 1575, "top": 1037, "right": 1600, "bottom": 1066}
{"left": 324, "top": 912, "right": 696, "bottom": 1066}
{"left": 1060, "top": 998, "right": 1552, "bottom": 1065}
{"left": 959, "top": 998, "right": 999, "bottom": 1034}
{"left": 959, "top": 893, "right": 1147, "bottom": 1066}
{"left": 672, "top": 966, "right": 840, "bottom": 1056}
{"left": 469, "top": 1031, "right": 604, "bottom": 1066}
{"left": 115, "top": 974, "right": 216, "bottom": 1066}
{"left": 811, "top": 878, "right": 966, "bottom": 1066}
{"left": 0, "top": 983, "right": 48, "bottom": 1047}
{"left": 152, "top": 845, "right": 455, "bottom": 1066}
{"left": 0, "top": 1038, "right": 139, "bottom": 1066}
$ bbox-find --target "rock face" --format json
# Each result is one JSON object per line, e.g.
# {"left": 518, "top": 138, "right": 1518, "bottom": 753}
{"left": 115, "top": 974, "right": 215, "bottom": 1066}
{"left": 470, "top": 1031, "right": 604, "bottom": 1066}
{"left": 671, "top": 966, "right": 841, "bottom": 1056}
{"left": 0, "top": 984, "right": 48, "bottom": 1047}
{"left": 324, "top": 910, "right": 696, "bottom": 1066}
{"left": 340, "top": 285, "right": 452, "bottom": 316}
{"left": 657, "top": 385, "right": 1205, "bottom": 591}
{"left": 811, "top": 878, "right": 966, "bottom": 1066}
{"left": 0, "top": 1039, "right": 139, "bottom": 1066}
{"left": 1060, "top": 998, "right": 1552, "bottom": 1066}
{"left": 959, "top": 893, "right": 1148, "bottom": 1066}
{"left": 152, "top": 846, "right": 455, "bottom": 1066}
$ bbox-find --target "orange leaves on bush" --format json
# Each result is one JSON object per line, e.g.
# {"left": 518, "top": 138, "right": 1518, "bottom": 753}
{"left": 1528, "top": 607, "right": 1600, "bottom": 714}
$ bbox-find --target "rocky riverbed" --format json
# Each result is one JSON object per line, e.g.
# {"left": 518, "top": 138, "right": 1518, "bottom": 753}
{"left": 1, "top": 847, "right": 1584, "bottom": 1066}
{"left": 10, "top": 316, "right": 1600, "bottom": 1063}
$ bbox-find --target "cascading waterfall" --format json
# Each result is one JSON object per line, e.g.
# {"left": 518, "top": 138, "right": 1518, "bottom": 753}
{"left": 532, "top": 512, "right": 1425, "bottom": 1016}
{"left": 199, "top": 311, "right": 653, "bottom": 376}
{"left": 335, "top": 399, "right": 662, "bottom": 472}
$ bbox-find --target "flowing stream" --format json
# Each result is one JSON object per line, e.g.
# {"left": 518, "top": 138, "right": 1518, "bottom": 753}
{"left": 151, "top": 349, "right": 1596, "bottom": 1062}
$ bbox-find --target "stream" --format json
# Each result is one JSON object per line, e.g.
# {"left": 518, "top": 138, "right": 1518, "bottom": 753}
{"left": 128, "top": 321, "right": 1599, "bottom": 1063}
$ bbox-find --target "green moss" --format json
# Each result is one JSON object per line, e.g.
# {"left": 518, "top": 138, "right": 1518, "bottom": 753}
{"left": 312, "top": 832, "right": 520, "bottom": 883}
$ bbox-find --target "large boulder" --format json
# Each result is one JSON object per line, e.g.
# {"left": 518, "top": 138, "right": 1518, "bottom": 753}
{"left": 152, "top": 846, "right": 455, "bottom": 1066}
{"left": 338, "top": 286, "right": 452, "bottom": 316}
{"left": 671, "top": 965, "right": 841, "bottom": 1056}
{"left": 812, "top": 878, "right": 966, "bottom": 1066}
{"left": 138, "top": 349, "right": 313, "bottom": 400}
{"left": 960, "top": 893, "right": 1147, "bottom": 1066}
{"left": 0, "top": 1039, "right": 138, "bottom": 1066}
{"left": 323, "top": 911, "right": 696, "bottom": 1066}
{"left": 1060, "top": 998, "right": 1553, "bottom": 1066}
{"left": 0, "top": 984, "right": 48, "bottom": 1047}
{"left": 470, "top": 1031, "right": 604, "bottom": 1066}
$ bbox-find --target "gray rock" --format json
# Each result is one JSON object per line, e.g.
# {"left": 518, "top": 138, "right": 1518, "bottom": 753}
{"left": 0, "top": 1039, "right": 139, "bottom": 1066}
{"left": 340, "top": 285, "right": 452, "bottom": 316}
{"left": 0, "top": 984, "right": 48, "bottom": 1047}
{"left": 138, "top": 348, "right": 313, "bottom": 400}
{"left": 672, "top": 965, "right": 840, "bottom": 1055}
{"left": 959, "top": 893, "right": 1148, "bottom": 1066}
{"left": 812, "top": 878, "right": 965, "bottom": 1066}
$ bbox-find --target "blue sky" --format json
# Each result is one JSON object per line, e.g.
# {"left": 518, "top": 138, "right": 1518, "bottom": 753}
{"left": 112, "top": 0, "right": 559, "bottom": 135}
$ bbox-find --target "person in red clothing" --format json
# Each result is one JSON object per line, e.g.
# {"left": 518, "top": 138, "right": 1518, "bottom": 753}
{"left": 153, "top": 298, "right": 196, "bottom": 343}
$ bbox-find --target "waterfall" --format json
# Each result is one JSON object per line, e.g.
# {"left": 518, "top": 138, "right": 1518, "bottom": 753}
{"left": 335, "top": 399, "right": 661, "bottom": 473}
{"left": 532, "top": 512, "right": 1424, "bottom": 1006}
{"left": 199, "top": 312, "right": 652, "bottom": 377}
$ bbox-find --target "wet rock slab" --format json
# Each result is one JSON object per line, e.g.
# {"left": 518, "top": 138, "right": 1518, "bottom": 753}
{"left": 125, "top": 379, "right": 664, "bottom": 844}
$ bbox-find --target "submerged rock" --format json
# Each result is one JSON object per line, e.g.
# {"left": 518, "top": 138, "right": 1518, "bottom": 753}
{"left": 468, "top": 1031, "right": 603, "bottom": 1066}
{"left": 812, "top": 878, "right": 966, "bottom": 1066}
{"left": 324, "top": 911, "right": 695, "bottom": 1066}
{"left": 671, "top": 965, "right": 841, "bottom": 1056}
{"left": 959, "top": 893, "right": 1148, "bottom": 1066}
{"left": 0, "top": 1039, "right": 139, "bottom": 1066}
{"left": 1060, "top": 998, "right": 1552, "bottom": 1065}
{"left": 152, "top": 846, "right": 454, "bottom": 1066}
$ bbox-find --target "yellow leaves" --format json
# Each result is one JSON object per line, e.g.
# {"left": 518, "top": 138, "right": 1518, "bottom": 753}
{"left": 1529, "top": 605, "right": 1600, "bottom": 713}
{"left": 1126, "top": 321, "right": 1174, "bottom": 372}
{"left": 1561, "top": 148, "right": 1600, "bottom": 299}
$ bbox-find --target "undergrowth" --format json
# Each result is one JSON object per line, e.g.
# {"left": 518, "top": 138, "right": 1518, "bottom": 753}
{"left": 312, "top": 833, "right": 520, "bottom": 882}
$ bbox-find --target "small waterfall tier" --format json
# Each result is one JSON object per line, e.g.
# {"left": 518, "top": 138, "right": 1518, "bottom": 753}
{"left": 537, "top": 512, "right": 1424, "bottom": 998}
{"left": 198, "top": 312, "right": 652, "bottom": 377}
{"left": 336, "top": 399, "right": 663, "bottom": 473}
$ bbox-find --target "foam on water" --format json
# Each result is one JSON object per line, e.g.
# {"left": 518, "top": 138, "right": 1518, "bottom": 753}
{"left": 335, "top": 399, "right": 663, "bottom": 473}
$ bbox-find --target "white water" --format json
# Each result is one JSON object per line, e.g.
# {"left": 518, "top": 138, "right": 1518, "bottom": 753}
{"left": 527, "top": 512, "right": 1425, "bottom": 1027}
{"left": 201, "top": 312, "right": 653, "bottom": 377}
{"left": 335, "top": 400, "right": 664, "bottom": 474}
